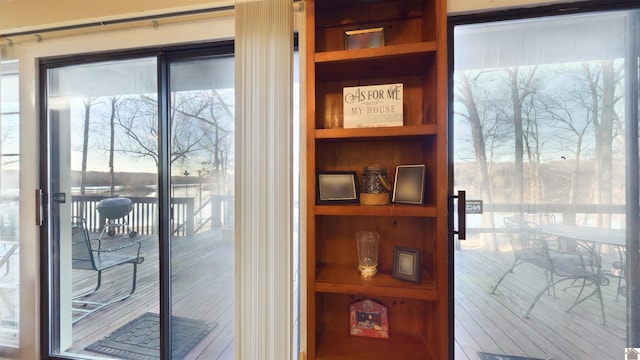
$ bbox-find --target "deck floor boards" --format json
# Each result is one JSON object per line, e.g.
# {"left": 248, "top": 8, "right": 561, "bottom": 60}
{"left": 57, "top": 230, "right": 627, "bottom": 359}
{"left": 67, "top": 229, "right": 234, "bottom": 359}
{"left": 455, "top": 243, "right": 626, "bottom": 360}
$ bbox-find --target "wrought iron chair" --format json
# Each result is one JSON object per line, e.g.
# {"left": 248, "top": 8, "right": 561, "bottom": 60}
{"left": 492, "top": 216, "right": 608, "bottom": 324}
{"left": 71, "top": 216, "right": 144, "bottom": 324}
{"left": 491, "top": 216, "right": 556, "bottom": 297}
{"left": 525, "top": 240, "right": 608, "bottom": 324}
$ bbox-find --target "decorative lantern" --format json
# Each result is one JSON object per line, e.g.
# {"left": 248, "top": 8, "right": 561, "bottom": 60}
{"left": 360, "top": 165, "right": 392, "bottom": 205}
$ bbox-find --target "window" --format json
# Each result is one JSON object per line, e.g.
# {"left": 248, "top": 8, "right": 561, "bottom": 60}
{"left": 0, "top": 59, "right": 19, "bottom": 352}
{"left": 452, "top": 7, "right": 640, "bottom": 359}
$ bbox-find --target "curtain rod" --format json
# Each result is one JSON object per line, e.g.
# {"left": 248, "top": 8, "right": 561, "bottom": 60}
{"left": 0, "top": 5, "right": 235, "bottom": 39}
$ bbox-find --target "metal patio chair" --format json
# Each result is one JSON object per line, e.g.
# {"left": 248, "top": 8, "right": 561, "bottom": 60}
{"left": 71, "top": 216, "right": 144, "bottom": 324}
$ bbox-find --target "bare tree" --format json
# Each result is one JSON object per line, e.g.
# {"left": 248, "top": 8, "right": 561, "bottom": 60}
{"left": 539, "top": 91, "right": 592, "bottom": 206}
{"left": 80, "top": 98, "right": 97, "bottom": 195}
{"left": 567, "top": 61, "right": 623, "bottom": 226}
{"left": 454, "top": 70, "right": 497, "bottom": 249}
{"left": 507, "top": 66, "right": 538, "bottom": 204}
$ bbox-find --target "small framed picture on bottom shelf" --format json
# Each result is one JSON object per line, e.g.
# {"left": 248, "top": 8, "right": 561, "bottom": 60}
{"left": 392, "top": 246, "right": 421, "bottom": 283}
{"left": 349, "top": 299, "right": 389, "bottom": 339}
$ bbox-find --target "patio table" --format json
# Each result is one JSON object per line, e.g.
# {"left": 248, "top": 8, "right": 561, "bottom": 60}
{"left": 539, "top": 224, "right": 625, "bottom": 248}
{"left": 540, "top": 223, "right": 628, "bottom": 300}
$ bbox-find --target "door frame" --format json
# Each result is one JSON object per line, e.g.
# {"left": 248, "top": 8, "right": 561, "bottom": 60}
{"left": 37, "top": 41, "right": 234, "bottom": 359}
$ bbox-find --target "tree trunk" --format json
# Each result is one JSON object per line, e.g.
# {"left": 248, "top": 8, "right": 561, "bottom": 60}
{"left": 109, "top": 97, "right": 116, "bottom": 196}
{"left": 456, "top": 72, "right": 496, "bottom": 250}
{"left": 509, "top": 68, "right": 524, "bottom": 205}
{"left": 598, "top": 60, "right": 615, "bottom": 228}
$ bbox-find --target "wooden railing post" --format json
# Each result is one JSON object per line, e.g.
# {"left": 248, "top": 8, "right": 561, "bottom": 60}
{"left": 212, "top": 196, "right": 222, "bottom": 228}
{"left": 185, "top": 198, "right": 195, "bottom": 236}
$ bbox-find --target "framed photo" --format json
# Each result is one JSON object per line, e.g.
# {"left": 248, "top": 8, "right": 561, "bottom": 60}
{"left": 392, "top": 246, "right": 421, "bottom": 283}
{"left": 349, "top": 299, "right": 389, "bottom": 339}
{"left": 316, "top": 171, "right": 359, "bottom": 204}
{"left": 392, "top": 164, "right": 426, "bottom": 204}
{"left": 344, "top": 27, "right": 385, "bottom": 50}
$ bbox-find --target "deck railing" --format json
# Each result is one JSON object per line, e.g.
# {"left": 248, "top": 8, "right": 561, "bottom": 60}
{"left": 71, "top": 195, "right": 234, "bottom": 236}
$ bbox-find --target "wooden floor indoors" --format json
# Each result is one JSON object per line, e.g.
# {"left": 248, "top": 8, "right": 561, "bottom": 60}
{"left": 68, "top": 229, "right": 234, "bottom": 359}
{"left": 455, "top": 237, "right": 626, "bottom": 360}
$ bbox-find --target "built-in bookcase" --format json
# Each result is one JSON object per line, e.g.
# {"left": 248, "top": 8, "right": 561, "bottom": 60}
{"left": 305, "top": 0, "right": 449, "bottom": 358}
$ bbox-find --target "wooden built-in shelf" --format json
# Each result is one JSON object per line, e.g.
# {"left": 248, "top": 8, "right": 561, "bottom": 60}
{"left": 315, "top": 328, "right": 433, "bottom": 360}
{"left": 315, "top": 263, "right": 437, "bottom": 300}
{"left": 314, "top": 42, "right": 437, "bottom": 63}
{"left": 315, "top": 124, "right": 437, "bottom": 139}
{"left": 306, "top": 0, "right": 447, "bottom": 357}
{"left": 313, "top": 204, "right": 436, "bottom": 217}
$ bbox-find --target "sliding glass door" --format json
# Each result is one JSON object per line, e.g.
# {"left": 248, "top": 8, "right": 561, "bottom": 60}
{"left": 167, "top": 53, "right": 235, "bottom": 360}
{"left": 452, "top": 8, "right": 639, "bottom": 360}
{"left": 43, "top": 46, "right": 235, "bottom": 359}
{"left": 0, "top": 59, "right": 20, "bottom": 357}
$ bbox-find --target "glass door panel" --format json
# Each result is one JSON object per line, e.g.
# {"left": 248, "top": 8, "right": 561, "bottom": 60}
{"left": 168, "top": 55, "right": 234, "bottom": 359}
{"left": 453, "top": 10, "right": 638, "bottom": 360}
{"left": 0, "top": 60, "right": 20, "bottom": 354}
{"left": 47, "top": 57, "right": 161, "bottom": 358}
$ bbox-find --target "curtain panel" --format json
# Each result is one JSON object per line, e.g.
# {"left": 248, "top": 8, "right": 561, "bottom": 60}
{"left": 234, "top": 0, "right": 294, "bottom": 359}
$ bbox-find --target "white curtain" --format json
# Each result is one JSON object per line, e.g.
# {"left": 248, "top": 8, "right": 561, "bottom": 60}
{"left": 234, "top": 0, "right": 293, "bottom": 359}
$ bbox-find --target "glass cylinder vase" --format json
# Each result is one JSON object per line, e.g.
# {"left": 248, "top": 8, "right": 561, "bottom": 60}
{"left": 356, "top": 231, "right": 380, "bottom": 278}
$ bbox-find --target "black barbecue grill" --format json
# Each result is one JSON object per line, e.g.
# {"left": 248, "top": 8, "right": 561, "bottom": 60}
{"left": 97, "top": 197, "right": 137, "bottom": 240}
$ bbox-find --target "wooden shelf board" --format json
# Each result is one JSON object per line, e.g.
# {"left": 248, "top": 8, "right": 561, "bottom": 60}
{"left": 315, "top": 263, "right": 437, "bottom": 301}
{"left": 314, "top": 204, "right": 437, "bottom": 217}
{"left": 315, "top": 124, "right": 437, "bottom": 140}
{"left": 315, "top": 42, "right": 437, "bottom": 64}
{"left": 315, "top": 327, "right": 433, "bottom": 360}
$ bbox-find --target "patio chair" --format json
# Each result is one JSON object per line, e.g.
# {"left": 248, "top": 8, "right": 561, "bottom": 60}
{"left": 491, "top": 216, "right": 556, "bottom": 296}
{"left": 525, "top": 240, "right": 608, "bottom": 324}
{"left": 608, "top": 254, "right": 626, "bottom": 301}
{"left": 492, "top": 216, "right": 607, "bottom": 324}
{"left": 71, "top": 216, "right": 144, "bottom": 324}
{"left": 0, "top": 243, "right": 18, "bottom": 320}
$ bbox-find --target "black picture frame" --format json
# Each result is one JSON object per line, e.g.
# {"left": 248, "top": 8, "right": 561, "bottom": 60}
{"left": 344, "top": 27, "right": 385, "bottom": 50}
{"left": 392, "top": 246, "right": 421, "bottom": 283}
{"left": 392, "top": 164, "right": 426, "bottom": 204}
{"left": 316, "top": 171, "right": 359, "bottom": 204}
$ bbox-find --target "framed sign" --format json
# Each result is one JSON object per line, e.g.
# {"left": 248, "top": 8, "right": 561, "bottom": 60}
{"left": 316, "top": 171, "right": 359, "bottom": 204}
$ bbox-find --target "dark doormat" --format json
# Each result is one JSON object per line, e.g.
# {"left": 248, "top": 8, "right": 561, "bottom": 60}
{"left": 478, "top": 352, "right": 545, "bottom": 360}
{"left": 86, "top": 312, "right": 216, "bottom": 360}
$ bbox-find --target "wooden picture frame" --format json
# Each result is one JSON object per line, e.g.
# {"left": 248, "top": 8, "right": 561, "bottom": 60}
{"left": 392, "top": 246, "right": 421, "bottom": 283}
{"left": 344, "top": 27, "right": 385, "bottom": 50}
{"left": 349, "top": 299, "right": 389, "bottom": 339}
{"left": 316, "top": 171, "right": 359, "bottom": 204}
{"left": 392, "top": 164, "right": 426, "bottom": 204}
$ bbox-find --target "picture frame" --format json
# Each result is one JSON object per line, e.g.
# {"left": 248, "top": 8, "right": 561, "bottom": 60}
{"left": 316, "top": 171, "right": 359, "bottom": 204}
{"left": 392, "top": 246, "right": 421, "bottom": 283}
{"left": 392, "top": 164, "right": 426, "bottom": 204}
{"left": 344, "top": 27, "right": 385, "bottom": 50}
{"left": 349, "top": 299, "right": 389, "bottom": 339}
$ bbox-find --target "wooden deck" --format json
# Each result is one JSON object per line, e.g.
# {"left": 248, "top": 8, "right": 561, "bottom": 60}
{"left": 65, "top": 228, "right": 627, "bottom": 360}
{"left": 455, "top": 241, "right": 626, "bottom": 360}
{"left": 68, "top": 229, "right": 234, "bottom": 359}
